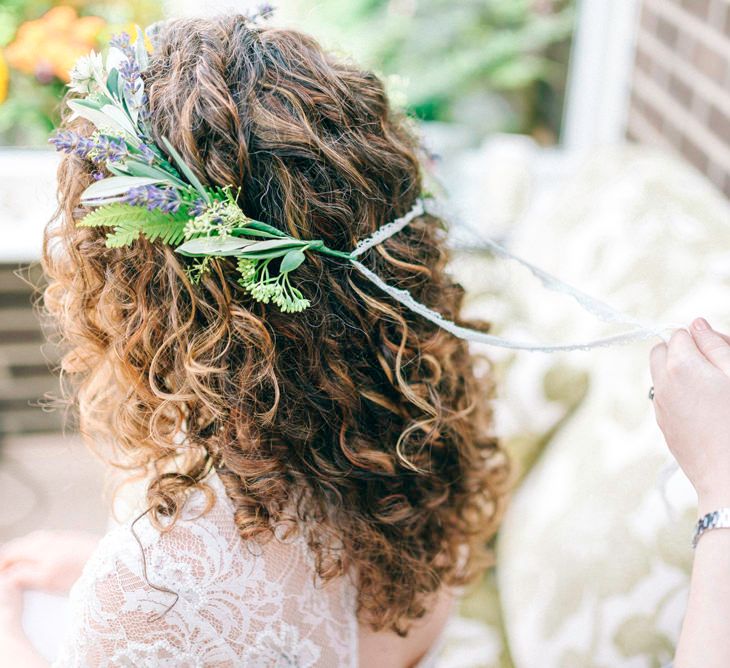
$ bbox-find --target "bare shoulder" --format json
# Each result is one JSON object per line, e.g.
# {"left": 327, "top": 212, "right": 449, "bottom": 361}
{"left": 358, "top": 587, "right": 456, "bottom": 668}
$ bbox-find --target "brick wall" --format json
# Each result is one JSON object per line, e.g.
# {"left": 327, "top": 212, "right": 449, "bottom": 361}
{"left": 0, "top": 265, "right": 62, "bottom": 435}
{"left": 627, "top": 0, "right": 730, "bottom": 198}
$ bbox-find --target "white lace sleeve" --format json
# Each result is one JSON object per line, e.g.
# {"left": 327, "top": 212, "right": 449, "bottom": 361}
{"left": 52, "top": 471, "right": 358, "bottom": 668}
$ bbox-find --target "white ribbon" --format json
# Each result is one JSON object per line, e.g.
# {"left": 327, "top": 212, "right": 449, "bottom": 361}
{"left": 351, "top": 198, "right": 675, "bottom": 352}
{"left": 351, "top": 199, "right": 426, "bottom": 258}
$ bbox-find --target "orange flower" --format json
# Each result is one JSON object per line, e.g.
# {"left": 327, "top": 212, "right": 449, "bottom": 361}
{"left": 72, "top": 16, "right": 106, "bottom": 44}
{"left": 4, "top": 6, "right": 106, "bottom": 83}
{"left": 42, "top": 6, "right": 77, "bottom": 29}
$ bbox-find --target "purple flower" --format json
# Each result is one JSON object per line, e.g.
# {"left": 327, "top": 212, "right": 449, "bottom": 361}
{"left": 123, "top": 185, "right": 181, "bottom": 213}
{"left": 188, "top": 199, "right": 207, "bottom": 217}
{"left": 49, "top": 130, "right": 95, "bottom": 159}
{"left": 91, "top": 171, "right": 106, "bottom": 181}
{"left": 50, "top": 131, "right": 126, "bottom": 165}
{"left": 138, "top": 93, "right": 151, "bottom": 124}
{"left": 119, "top": 58, "right": 142, "bottom": 95}
{"left": 90, "top": 135, "right": 127, "bottom": 164}
{"left": 255, "top": 3, "right": 275, "bottom": 19}
{"left": 137, "top": 143, "right": 156, "bottom": 165}
{"left": 109, "top": 32, "right": 136, "bottom": 60}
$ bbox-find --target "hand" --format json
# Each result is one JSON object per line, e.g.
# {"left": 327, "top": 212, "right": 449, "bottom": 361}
{"left": 0, "top": 529, "right": 101, "bottom": 594}
{"left": 0, "top": 573, "right": 24, "bottom": 632}
{"left": 0, "top": 574, "right": 50, "bottom": 668}
{"left": 650, "top": 318, "right": 730, "bottom": 512}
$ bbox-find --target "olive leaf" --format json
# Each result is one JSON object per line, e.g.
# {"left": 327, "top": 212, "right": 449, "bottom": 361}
{"left": 241, "top": 238, "right": 307, "bottom": 253}
{"left": 280, "top": 249, "right": 307, "bottom": 273}
{"left": 125, "top": 159, "right": 187, "bottom": 188}
{"left": 175, "top": 237, "right": 259, "bottom": 257}
{"left": 67, "top": 99, "right": 138, "bottom": 139}
{"left": 244, "top": 220, "right": 287, "bottom": 237}
{"left": 81, "top": 176, "right": 165, "bottom": 202}
{"left": 135, "top": 26, "right": 150, "bottom": 71}
{"left": 161, "top": 136, "right": 210, "bottom": 203}
{"left": 106, "top": 68, "right": 120, "bottom": 100}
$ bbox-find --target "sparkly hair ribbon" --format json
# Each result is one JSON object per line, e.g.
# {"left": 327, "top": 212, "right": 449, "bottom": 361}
{"left": 51, "top": 28, "right": 675, "bottom": 352}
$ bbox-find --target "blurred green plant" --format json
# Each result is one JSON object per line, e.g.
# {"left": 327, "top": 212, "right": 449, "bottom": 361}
{"left": 288, "top": 0, "right": 575, "bottom": 143}
{"left": 0, "top": 1, "right": 163, "bottom": 147}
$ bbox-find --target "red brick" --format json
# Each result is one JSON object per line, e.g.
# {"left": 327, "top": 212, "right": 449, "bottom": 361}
{"left": 681, "top": 0, "right": 711, "bottom": 20}
{"left": 640, "top": 4, "right": 656, "bottom": 30}
{"left": 656, "top": 15, "right": 680, "bottom": 47}
{"left": 676, "top": 31, "right": 695, "bottom": 60}
{"left": 642, "top": 96, "right": 665, "bottom": 131}
{"left": 708, "top": 105, "right": 730, "bottom": 143}
{"left": 668, "top": 73, "right": 694, "bottom": 107}
{"left": 643, "top": 51, "right": 670, "bottom": 83}
{"left": 709, "top": 0, "right": 728, "bottom": 33}
{"left": 692, "top": 42, "right": 727, "bottom": 84}
{"left": 661, "top": 115, "right": 682, "bottom": 146}
{"left": 680, "top": 135, "right": 710, "bottom": 172}
{"left": 635, "top": 46, "right": 653, "bottom": 74}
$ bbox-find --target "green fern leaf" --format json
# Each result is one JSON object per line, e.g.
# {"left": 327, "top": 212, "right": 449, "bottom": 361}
{"left": 140, "top": 217, "right": 187, "bottom": 245}
{"left": 78, "top": 203, "right": 184, "bottom": 249}
{"left": 78, "top": 203, "right": 148, "bottom": 229}
{"left": 105, "top": 228, "right": 141, "bottom": 248}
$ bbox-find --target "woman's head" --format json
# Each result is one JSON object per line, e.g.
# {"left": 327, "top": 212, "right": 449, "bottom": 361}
{"left": 44, "top": 14, "right": 508, "bottom": 632}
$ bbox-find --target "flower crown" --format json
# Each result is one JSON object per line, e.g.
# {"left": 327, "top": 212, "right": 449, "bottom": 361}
{"left": 48, "top": 25, "right": 670, "bottom": 354}
{"left": 51, "top": 26, "right": 422, "bottom": 313}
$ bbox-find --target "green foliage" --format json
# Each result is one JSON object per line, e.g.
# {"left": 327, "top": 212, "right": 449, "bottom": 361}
{"left": 80, "top": 203, "right": 186, "bottom": 247}
{"left": 160, "top": 136, "right": 210, "bottom": 203}
{"left": 287, "top": 0, "right": 576, "bottom": 141}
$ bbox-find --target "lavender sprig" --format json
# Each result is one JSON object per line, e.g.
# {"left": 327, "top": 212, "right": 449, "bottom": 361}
{"left": 137, "top": 143, "right": 156, "bottom": 165}
{"left": 88, "top": 135, "right": 127, "bottom": 164}
{"left": 50, "top": 130, "right": 127, "bottom": 166}
{"left": 49, "top": 130, "right": 95, "bottom": 159}
{"left": 123, "top": 185, "right": 182, "bottom": 213}
{"left": 136, "top": 93, "right": 152, "bottom": 137}
{"left": 188, "top": 199, "right": 207, "bottom": 217}
{"left": 250, "top": 2, "right": 275, "bottom": 22}
{"left": 109, "top": 33, "right": 136, "bottom": 60}
{"left": 119, "top": 59, "right": 142, "bottom": 96}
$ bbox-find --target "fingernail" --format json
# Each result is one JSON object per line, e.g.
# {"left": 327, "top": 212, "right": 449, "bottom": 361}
{"left": 693, "top": 318, "right": 711, "bottom": 331}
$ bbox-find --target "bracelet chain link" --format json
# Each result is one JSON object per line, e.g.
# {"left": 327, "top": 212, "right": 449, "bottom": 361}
{"left": 692, "top": 507, "right": 730, "bottom": 548}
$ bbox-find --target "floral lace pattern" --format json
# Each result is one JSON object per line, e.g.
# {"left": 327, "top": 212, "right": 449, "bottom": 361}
{"left": 52, "top": 470, "right": 358, "bottom": 667}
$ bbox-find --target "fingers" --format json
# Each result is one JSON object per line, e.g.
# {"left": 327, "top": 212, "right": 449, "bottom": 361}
{"left": 0, "top": 564, "right": 42, "bottom": 590}
{"left": 650, "top": 341, "right": 667, "bottom": 387}
{"left": 690, "top": 318, "right": 730, "bottom": 375}
{"left": 667, "top": 327, "right": 701, "bottom": 359}
{"left": 650, "top": 328, "right": 715, "bottom": 401}
{"left": 0, "top": 533, "right": 43, "bottom": 571}
{"left": 667, "top": 327, "right": 717, "bottom": 372}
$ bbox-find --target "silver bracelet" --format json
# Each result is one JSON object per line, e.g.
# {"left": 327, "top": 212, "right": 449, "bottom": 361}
{"left": 692, "top": 507, "right": 730, "bottom": 548}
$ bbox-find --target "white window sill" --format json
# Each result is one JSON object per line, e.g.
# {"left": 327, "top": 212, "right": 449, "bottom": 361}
{"left": 0, "top": 149, "right": 60, "bottom": 263}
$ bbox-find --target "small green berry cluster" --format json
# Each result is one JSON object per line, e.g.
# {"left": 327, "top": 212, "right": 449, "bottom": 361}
{"left": 237, "top": 258, "right": 311, "bottom": 313}
{"left": 183, "top": 199, "right": 246, "bottom": 240}
{"left": 185, "top": 257, "right": 213, "bottom": 285}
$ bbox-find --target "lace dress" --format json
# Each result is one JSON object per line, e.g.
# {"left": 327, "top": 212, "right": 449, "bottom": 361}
{"left": 51, "top": 469, "right": 361, "bottom": 667}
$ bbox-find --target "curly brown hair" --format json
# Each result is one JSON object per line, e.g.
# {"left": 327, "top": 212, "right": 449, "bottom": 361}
{"left": 42, "top": 15, "right": 509, "bottom": 634}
